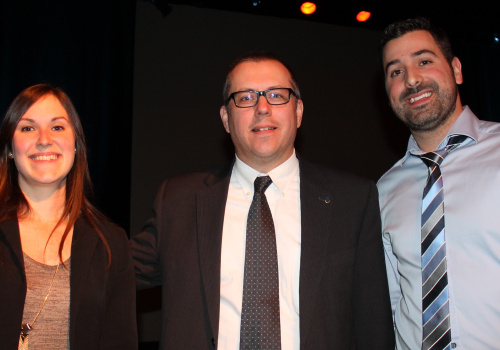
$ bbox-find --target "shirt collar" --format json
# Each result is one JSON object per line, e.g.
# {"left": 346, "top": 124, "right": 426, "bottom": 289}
{"left": 233, "top": 150, "right": 299, "bottom": 199}
{"left": 400, "top": 106, "right": 478, "bottom": 164}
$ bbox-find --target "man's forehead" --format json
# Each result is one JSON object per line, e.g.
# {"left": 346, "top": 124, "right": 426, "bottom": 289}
{"left": 384, "top": 31, "right": 440, "bottom": 57}
{"left": 383, "top": 30, "right": 442, "bottom": 67}
{"left": 231, "top": 59, "right": 288, "bottom": 73}
{"left": 228, "top": 60, "right": 291, "bottom": 88}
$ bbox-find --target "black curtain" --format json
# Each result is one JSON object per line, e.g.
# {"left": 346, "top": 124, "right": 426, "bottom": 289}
{"left": 453, "top": 34, "right": 500, "bottom": 123}
{"left": 0, "top": 0, "right": 135, "bottom": 232}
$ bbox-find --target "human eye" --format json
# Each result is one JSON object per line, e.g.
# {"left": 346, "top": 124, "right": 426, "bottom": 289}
{"left": 389, "top": 69, "right": 403, "bottom": 78}
{"left": 52, "top": 118, "right": 71, "bottom": 131}
{"left": 419, "top": 59, "right": 432, "bottom": 66}
{"left": 19, "top": 125, "right": 34, "bottom": 132}
{"left": 269, "top": 90, "right": 285, "bottom": 99}
{"left": 234, "top": 91, "right": 256, "bottom": 106}
{"left": 267, "top": 89, "right": 289, "bottom": 103}
{"left": 239, "top": 93, "right": 253, "bottom": 101}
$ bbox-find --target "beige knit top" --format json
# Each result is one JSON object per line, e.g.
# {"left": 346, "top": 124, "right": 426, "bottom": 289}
{"left": 20, "top": 254, "right": 71, "bottom": 349}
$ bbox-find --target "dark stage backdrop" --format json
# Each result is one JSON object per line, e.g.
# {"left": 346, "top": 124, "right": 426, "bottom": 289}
{"left": 0, "top": 0, "right": 135, "bottom": 231}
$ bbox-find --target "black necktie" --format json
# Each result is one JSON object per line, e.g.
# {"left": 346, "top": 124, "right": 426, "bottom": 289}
{"left": 240, "top": 175, "right": 281, "bottom": 350}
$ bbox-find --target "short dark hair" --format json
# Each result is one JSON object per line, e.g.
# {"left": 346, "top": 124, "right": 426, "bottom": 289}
{"left": 222, "top": 51, "right": 302, "bottom": 104}
{"left": 380, "top": 17, "right": 455, "bottom": 66}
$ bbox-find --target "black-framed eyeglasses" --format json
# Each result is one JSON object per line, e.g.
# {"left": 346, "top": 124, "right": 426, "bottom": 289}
{"left": 226, "top": 88, "right": 296, "bottom": 108}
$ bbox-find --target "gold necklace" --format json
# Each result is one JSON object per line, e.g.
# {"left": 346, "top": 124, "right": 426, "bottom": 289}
{"left": 18, "top": 262, "right": 60, "bottom": 350}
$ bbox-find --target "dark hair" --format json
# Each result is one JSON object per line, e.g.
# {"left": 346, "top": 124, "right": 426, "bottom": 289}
{"left": 380, "top": 17, "right": 455, "bottom": 65}
{"left": 0, "top": 84, "right": 111, "bottom": 265}
{"left": 222, "top": 51, "right": 302, "bottom": 104}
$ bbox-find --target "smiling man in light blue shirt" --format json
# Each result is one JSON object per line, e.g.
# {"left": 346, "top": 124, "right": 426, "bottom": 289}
{"left": 378, "top": 17, "right": 500, "bottom": 350}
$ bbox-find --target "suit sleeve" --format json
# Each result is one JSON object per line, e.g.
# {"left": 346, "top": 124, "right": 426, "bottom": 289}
{"left": 353, "top": 182, "right": 395, "bottom": 349}
{"left": 130, "top": 180, "right": 168, "bottom": 289}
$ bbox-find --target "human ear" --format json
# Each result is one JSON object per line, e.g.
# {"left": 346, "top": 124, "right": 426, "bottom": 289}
{"left": 452, "top": 57, "right": 463, "bottom": 85}
{"left": 220, "top": 105, "right": 230, "bottom": 133}
{"left": 296, "top": 99, "right": 304, "bottom": 128}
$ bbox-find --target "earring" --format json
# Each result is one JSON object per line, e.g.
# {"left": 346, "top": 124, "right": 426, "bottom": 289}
{"left": 8, "top": 152, "right": 13, "bottom": 159}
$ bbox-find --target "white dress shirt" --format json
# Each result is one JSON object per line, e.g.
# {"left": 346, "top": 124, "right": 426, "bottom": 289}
{"left": 218, "top": 151, "right": 301, "bottom": 350}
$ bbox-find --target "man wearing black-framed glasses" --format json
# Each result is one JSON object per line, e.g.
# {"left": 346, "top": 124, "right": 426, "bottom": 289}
{"left": 131, "top": 51, "right": 394, "bottom": 350}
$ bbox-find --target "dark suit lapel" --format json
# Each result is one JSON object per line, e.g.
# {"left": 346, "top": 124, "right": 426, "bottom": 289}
{"left": 69, "top": 217, "right": 100, "bottom": 335}
{"left": 0, "top": 220, "right": 26, "bottom": 348}
{"left": 0, "top": 220, "right": 25, "bottom": 278}
{"left": 197, "top": 164, "right": 232, "bottom": 342}
{"left": 298, "top": 159, "right": 333, "bottom": 347}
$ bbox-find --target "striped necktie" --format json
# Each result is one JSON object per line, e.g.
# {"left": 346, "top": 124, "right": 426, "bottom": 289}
{"left": 420, "top": 134, "right": 468, "bottom": 350}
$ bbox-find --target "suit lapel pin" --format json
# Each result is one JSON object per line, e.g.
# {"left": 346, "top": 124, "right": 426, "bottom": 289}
{"left": 318, "top": 196, "right": 331, "bottom": 204}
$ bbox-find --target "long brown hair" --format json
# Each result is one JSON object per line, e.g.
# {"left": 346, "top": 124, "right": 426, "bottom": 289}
{"left": 0, "top": 84, "right": 111, "bottom": 265}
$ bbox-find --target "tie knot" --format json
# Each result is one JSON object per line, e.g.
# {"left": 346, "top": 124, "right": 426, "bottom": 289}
{"left": 420, "top": 152, "right": 444, "bottom": 168}
{"left": 420, "top": 134, "right": 469, "bottom": 168}
{"left": 254, "top": 176, "right": 273, "bottom": 194}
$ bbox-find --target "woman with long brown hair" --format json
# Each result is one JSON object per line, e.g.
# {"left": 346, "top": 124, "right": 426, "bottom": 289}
{"left": 0, "top": 84, "right": 137, "bottom": 349}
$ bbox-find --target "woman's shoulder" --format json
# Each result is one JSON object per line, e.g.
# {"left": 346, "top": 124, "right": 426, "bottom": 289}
{"left": 76, "top": 216, "right": 128, "bottom": 246}
{"left": 74, "top": 216, "right": 132, "bottom": 270}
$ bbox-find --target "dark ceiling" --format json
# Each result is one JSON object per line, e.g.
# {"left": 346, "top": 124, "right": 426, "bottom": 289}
{"left": 157, "top": 0, "right": 500, "bottom": 42}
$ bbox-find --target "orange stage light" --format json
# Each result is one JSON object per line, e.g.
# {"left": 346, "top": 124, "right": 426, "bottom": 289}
{"left": 356, "top": 11, "right": 371, "bottom": 22}
{"left": 301, "top": 2, "right": 317, "bottom": 15}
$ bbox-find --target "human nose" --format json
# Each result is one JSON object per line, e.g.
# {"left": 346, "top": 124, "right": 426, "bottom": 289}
{"left": 255, "top": 94, "right": 272, "bottom": 116}
{"left": 405, "top": 66, "right": 422, "bottom": 88}
{"left": 37, "top": 129, "right": 53, "bottom": 147}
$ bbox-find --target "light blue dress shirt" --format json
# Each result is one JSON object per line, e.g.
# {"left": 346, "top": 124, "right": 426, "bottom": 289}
{"left": 378, "top": 106, "right": 500, "bottom": 349}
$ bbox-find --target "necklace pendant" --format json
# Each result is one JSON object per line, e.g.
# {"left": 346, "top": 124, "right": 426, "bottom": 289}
{"left": 19, "top": 323, "right": 31, "bottom": 349}
{"left": 20, "top": 323, "right": 32, "bottom": 341}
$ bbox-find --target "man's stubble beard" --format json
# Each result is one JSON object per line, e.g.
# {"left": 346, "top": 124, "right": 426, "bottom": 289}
{"left": 391, "top": 81, "right": 459, "bottom": 133}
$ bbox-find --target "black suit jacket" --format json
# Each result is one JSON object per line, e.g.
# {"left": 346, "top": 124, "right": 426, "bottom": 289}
{"left": 131, "top": 157, "right": 394, "bottom": 349}
{"left": 0, "top": 217, "right": 137, "bottom": 349}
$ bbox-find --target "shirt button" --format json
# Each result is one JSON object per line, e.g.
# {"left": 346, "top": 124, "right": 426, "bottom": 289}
{"left": 451, "top": 343, "right": 457, "bottom": 349}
